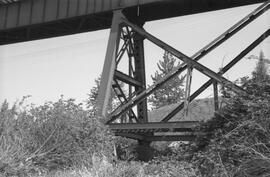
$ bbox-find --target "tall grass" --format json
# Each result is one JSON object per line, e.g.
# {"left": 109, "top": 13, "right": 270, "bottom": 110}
{"left": 0, "top": 97, "right": 200, "bottom": 177}
{"left": 0, "top": 97, "right": 114, "bottom": 176}
{"left": 34, "top": 156, "right": 198, "bottom": 177}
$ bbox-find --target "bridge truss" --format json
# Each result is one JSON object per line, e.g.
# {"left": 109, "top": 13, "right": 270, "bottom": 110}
{"left": 97, "top": 1, "right": 270, "bottom": 142}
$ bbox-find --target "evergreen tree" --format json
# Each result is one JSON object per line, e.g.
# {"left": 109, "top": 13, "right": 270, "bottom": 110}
{"left": 251, "top": 50, "right": 269, "bottom": 81}
{"left": 87, "top": 77, "right": 101, "bottom": 113}
{"left": 149, "top": 51, "right": 185, "bottom": 109}
{"left": 87, "top": 76, "right": 124, "bottom": 115}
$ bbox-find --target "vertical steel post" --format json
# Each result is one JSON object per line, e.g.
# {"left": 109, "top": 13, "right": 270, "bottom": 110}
{"left": 184, "top": 65, "right": 193, "bottom": 118}
{"left": 133, "top": 31, "right": 148, "bottom": 123}
{"left": 97, "top": 11, "right": 122, "bottom": 118}
{"left": 213, "top": 81, "right": 219, "bottom": 111}
{"left": 128, "top": 46, "right": 135, "bottom": 123}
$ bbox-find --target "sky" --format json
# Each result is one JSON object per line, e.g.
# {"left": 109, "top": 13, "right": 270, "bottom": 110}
{"left": 0, "top": 3, "right": 269, "bottom": 106}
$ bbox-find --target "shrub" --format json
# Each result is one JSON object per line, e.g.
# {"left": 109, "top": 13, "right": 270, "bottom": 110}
{"left": 144, "top": 156, "right": 199, "bottom": 177}
{"left": 191, "top": 77, "right": 270, "bottom": 176}
{"left": 0, "top": 97, "right": 115, "bottom": 176}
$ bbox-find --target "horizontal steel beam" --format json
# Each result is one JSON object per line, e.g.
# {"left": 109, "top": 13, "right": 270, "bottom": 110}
{"left": 114, "top": 132, "right": 197, "bottom": 141}
{"left": 162, "top": 28, "right": 270, "bottom": 122}
{"left": 123, "top": 19, "right": 245, "bottom": 94}
{"left": 114, "top": 70, "right": 142, "bottom": 87}
{"left": 108, "top": 121, "right": 199, "bottom": 131}
{"left": 115, "top": 132, "right": 145, "bottom": 140}
{"left": 146, "top": 135, "right": 196, "bottom": 142}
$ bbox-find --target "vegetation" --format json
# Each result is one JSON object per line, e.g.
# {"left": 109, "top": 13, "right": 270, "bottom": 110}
{"left": 148, "top": 98, "right": 215, "bottom": 122}
{"left": 190, "top": 51, "right": 270, "bottom": 176}
{"left": 0, "top": 97, "right": 114, "bottom": 176}
{"left": 0, "top": 51, "right": 269, "bottom": 177}
{"left": 87, "top": 76, "right": 125, "bottom": 116}
{"left": 149, "top": 51, "right": 186, "bottom": 109}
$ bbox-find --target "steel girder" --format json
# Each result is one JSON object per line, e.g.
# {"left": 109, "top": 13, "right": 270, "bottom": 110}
{"left": 1, "top": 0, "right": 267, "bottom": 45}
{"left": 97, "top": 1, "right": 270, "bottom": 141}
{"left": 97, "top": 11, "right": 149, "bottom": 124}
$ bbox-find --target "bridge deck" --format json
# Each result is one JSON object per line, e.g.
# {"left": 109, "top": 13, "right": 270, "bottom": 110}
{"left": 108, "top": 121, "right": 200, "bottom": 141}
{"left": 0, "top": 0, "right": 265, "bottom": 45}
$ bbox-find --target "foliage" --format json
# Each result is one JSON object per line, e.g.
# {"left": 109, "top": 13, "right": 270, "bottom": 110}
{"left": 0, "top": 97, "right": 114, "bottom": 176}
{"left": 144, "top": 156, "right": 199, "bottom": 177}
{"left": 190, "top": 52, "right": 270, "bottom": 177}
{"left": 250, "top": 50, "right": 269, "bottom": 81}
{"left": 2, "top": 51, "right": 270, "bottom": 177}
{"left": 114, "top": 137, "right": 138, "bottom": 161}
{"left": 34, "top": 155, "right": 199, "bottom": 177}
{"left": 149, "top": 51, "right": 185, "bottom": 109}
{"left": 87, "top": 77, "right": 101, "bottom": 114}
{"left": 86, "top": 76, "right": 124, "bottom": 116}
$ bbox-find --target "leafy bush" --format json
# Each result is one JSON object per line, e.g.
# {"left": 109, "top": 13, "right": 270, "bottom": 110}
{"left": 0, "top": 97, "right": 114, "bottom": 176}
{"left": 144, "top": 156, "right": 199, "bottom": 177}
{"left": 191, "top": 77, "right": 270, "bottom": 177}
{"left": 35, "top": 155, "right": 199, "bottom": 177}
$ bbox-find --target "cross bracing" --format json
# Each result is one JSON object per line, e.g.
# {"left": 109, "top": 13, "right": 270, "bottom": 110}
{"left": 98, "top": 1, "right": 270, "bottom": 142}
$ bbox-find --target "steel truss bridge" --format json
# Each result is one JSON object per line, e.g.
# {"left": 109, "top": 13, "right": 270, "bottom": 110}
{"left": 1, "top": 0, "right": 269, "bottom": 144}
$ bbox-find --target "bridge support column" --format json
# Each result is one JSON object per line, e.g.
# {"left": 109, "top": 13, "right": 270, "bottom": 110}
{"left": 97, "top": 10, "right": 148, "bottom": 123}
{"left": 133, "top": 31, "right": 148, "bottom": 123}
{"left": 100, "top": 2, "right": 270, "bottom": 143}
{"left": 97, "top": 11, "right": 122, "bottom": 119}
{"left": 136, "top": 140, "right": 153, "bottom": 161}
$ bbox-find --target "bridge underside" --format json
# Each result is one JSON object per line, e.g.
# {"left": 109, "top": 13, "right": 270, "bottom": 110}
{"left": 0, "top": 0, "right": 265, "bottom": 45}
{"left": 99, "top": 1, "right": 270, "bottom": 142}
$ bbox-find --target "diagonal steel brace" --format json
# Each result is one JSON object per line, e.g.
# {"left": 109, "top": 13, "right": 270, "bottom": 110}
{"left": 106, "top": 1, "right": 270, "bottom": 124}
{"left": 122, "top": 19, "right": 244, "bottom": 94}
{"left": 162, "top": 28, "right": 270, "bottom": 122}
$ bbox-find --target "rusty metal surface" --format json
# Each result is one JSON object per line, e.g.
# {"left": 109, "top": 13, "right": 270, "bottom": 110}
{"left": 0, "top": 0, "right": 266, "bottom": 45}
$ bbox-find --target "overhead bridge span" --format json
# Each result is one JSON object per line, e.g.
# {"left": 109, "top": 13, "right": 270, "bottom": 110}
{"left": 0, "top": 0, "right": 266, "bottom": 45}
